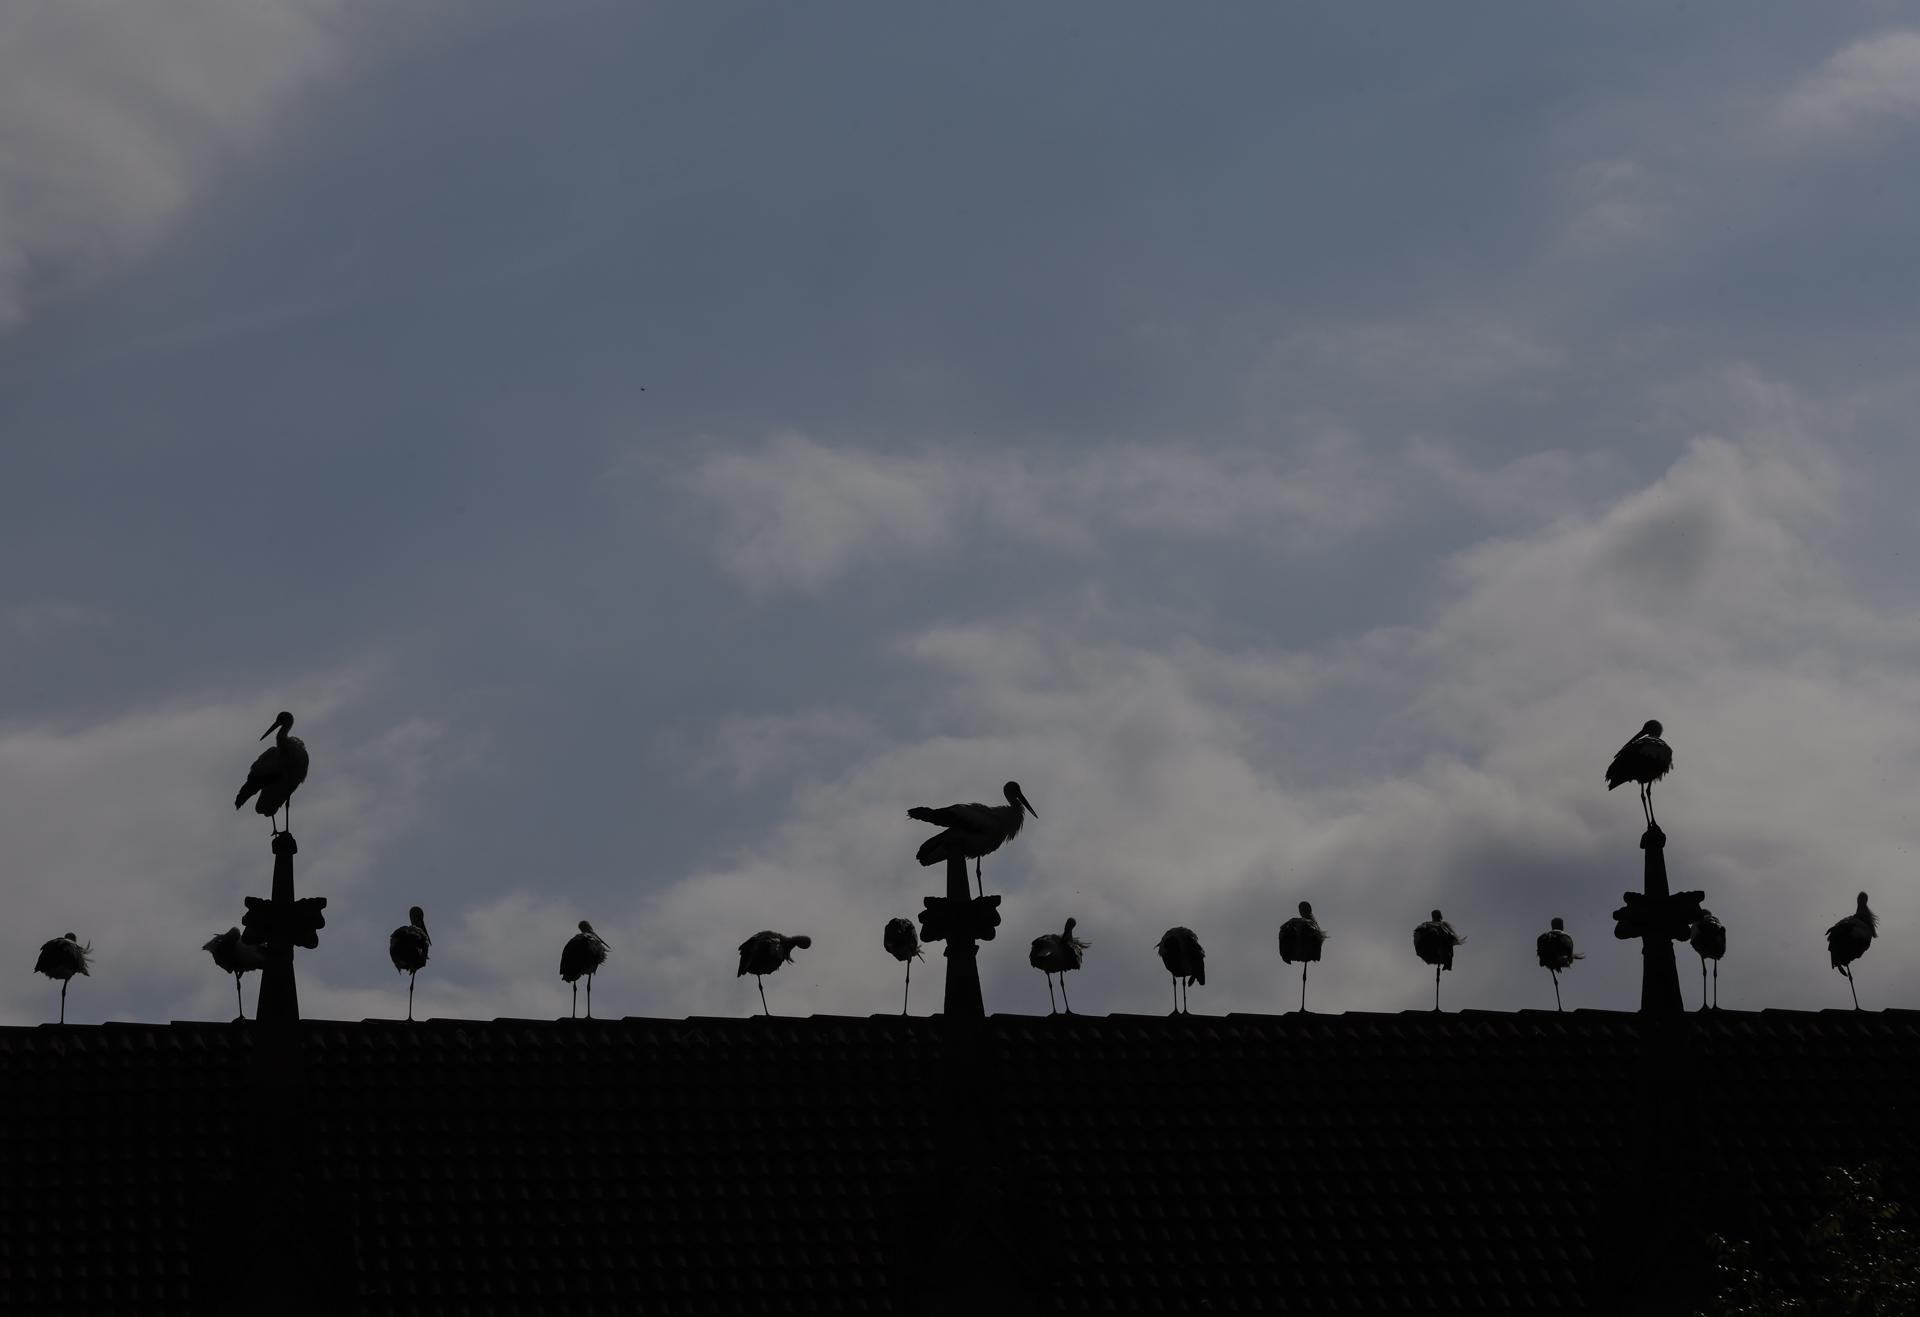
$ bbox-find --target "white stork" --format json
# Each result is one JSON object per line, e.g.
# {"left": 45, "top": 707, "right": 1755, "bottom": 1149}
{"left": 1413, "top": 910, "right": 1466, "bottom": 1011}
{"left": 202, "top": 926, "right": 268, "bottom": 1020}
{"left": 1278, "top": 901, "right": 1328, "bottom": 1012}
{"left": 1534, "top": 916, "right": 1583, "bottom": 1013}
{"left": 559, "top": 920, "right": 611, "bottom": 1019}
{"left": 388, "top": 907, "right": 432, "bottom": 1021}
{"left": 1029, "top": 917, "right": 1087, "bottom": 1015}
{"left": 883, "top": 917, "right": 922, "bottom": 1016}
{"left": 908, "top": 780, "right": 1037, "bottom": 897}
{"left": 1605, "top": 719, "right": 1673, "bottom": 829}
{"left": 234, "top": 711, "right": 309, "bottom": 835}
{"left": 1155, "top": 926, "right": 1205, "bottom": 1015}
{"left": 737, "top": 930, "right": 811, "bottom": 1016}
{"left": 1825, "top": 892, "right": 1876, "bottom": 1010}
{"left": 35, "top": 933, "right": 92, "bottom": 1024}
{"left": 1688, "top": 910, "right": 1726, "bottom": 1011}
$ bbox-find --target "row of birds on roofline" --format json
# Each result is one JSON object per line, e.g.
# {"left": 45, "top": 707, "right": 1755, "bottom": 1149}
{"left": 22, "top": 715, "right": 1884, "bottom": 1023}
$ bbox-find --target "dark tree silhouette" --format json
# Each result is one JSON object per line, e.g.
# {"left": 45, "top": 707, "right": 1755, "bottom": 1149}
{"left": 1698, "top": 1164, "right": 1919, "bottom": 1316}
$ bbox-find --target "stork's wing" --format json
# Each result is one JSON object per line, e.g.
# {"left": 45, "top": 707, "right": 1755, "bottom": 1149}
{"left": 908, "top": 801, "right": 992, "bottom": 829}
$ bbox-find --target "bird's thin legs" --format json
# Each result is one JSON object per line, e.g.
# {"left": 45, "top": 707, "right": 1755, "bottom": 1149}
{"left": 902, "top": 962, "right": 912, "bottom": 1016}
{"left": 1300, "top": 964, "right": 1309, "bottom": 1013}
{"left": 1551, "top": 969, "right": 1562, "bottom": 1013}
{"left": 570, "top": 981, "right": 578, "bottom": 1018}
{"left": 1044, "top": 974, "right": 1057, "bottom": 1014}
{"left": 975, "top": 857, "right": 983, "bottom": 900}
{"left": 1699, "top": 959, "right": 1709, "bottom": 1012}
{"left": 1433, "top": 966, "right": 1441, "bottom": 1012}
{"left": 586, "top": 975, "right": 594, "bottom": 1019}
{"left": 234, "top": 974, "right": 245, "bottom": 1021}
{"left": 59, "top": 979, "right": 68, "bottom": 1025}
{"left": 407, "top": 973, "right": 417, "bottom": 1022}
{"left": 1171, "top": 975, "right": 1180, "bottom": 1016}
{"left": 1845, "top": 966, "right": 1861, "bottom": 1011}
{"left": 757, "top": 977, "right": 770, "bottom": 1017}
{"left": 1711, "top": 960, "right": 1719, "bottom": 1009}
{"left": 1061, "top": 977, "right": 1073, "bottom": 1014}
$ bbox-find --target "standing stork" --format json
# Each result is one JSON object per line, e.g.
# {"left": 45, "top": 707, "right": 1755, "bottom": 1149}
{"left": 883, "top": 917, "right": 923, "bottom": 1016}
{"left": 1605, "top": 719, "right": 1673, "bottom": 828}
{"left": 1534, "top": 916, "right": 1584, "bottom": 1013}
{"left": 559, "top": 920, "right": 610, "bottom": 1018}
{"left": 234, "top": 711, "right": 309, "bottom": 834}
{"left": 35, "top": 932, "right": 92, "bottom": 1024}
{"left": 1155, "top": 926, "right": 1205, "bottom": 1015}
{"left": 1278, "top": 901, "right": 1328, "bottom": 1012}
{"left": 737, "top": 930, "right": 811, "bottom": 1016}
{"left": 388, "top": 907, "right": 432, "bottom": 1021}
{"left": 202, "top": 926, "right": 267, "bottom": 1020}
{"left": 1413, "top": 910, "right": 1466, "bottom": 1011}
{"left": 1688, "top": 910, "right": 1726, "bottom": 1011}
{"left": 1825, "top": 892, "right": 1876, "bottom": 1010}
{"left": 1029, "top": 917, "right": 1088, "bottom": 1015}
{"left": 908, "top": 781, "right": 1038, "bottom": 898}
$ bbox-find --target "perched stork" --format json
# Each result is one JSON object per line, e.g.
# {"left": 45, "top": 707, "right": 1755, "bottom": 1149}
{"left": 1029, "top": 917, "right": 1088, "bottom": 1015}
{"left": 883, "top": 917, "right": 923, "bottom": 1016}
{"left": 234, "top": 711, "right": 309, "bottom": 834}
{"left": 1825, "top": 892, "right": 1876, "bottom": 1011}
{"left": 35, "top": 933, "right": 92, "bottom": 1024}
{"left": 908, "top": 780, "right": 1038, "bottom": 897}
{"left": 1413, "top": 910, "right": 1466, "bottom": 1011}
{"left": 202, "top": 926, "right": 268, "bottom": 1020}
{"left": 737, "top": 930, "right": 811, "bottom": 1016}
{"left": 1155, "top": 926, "right": 1205, "bottom": 1015}
{"left": 388, "top": 907, "right": 432, "bottom": 1022}
{"left": 1605, "top": 719, "right": 1672, "bottom": 829}
{"left": 1689, "top": 910, "right": 1726, "bottom": 1011}
{"left": 1534, "top": 916, "right": 1584, "bottom": 1013}
{"left": 559, "top": 920, "right": 610, "bottom": 1019}
{"left": 1278, "top": 901, "right": 1328, "bottom": 1012}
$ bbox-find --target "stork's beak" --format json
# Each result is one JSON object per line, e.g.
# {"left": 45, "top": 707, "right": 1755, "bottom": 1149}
{"left": 1020, "top": 792, "right": 1038, "bottom": 819}
{"left": 260, "top": 720, "right": 279, "bottom": 740}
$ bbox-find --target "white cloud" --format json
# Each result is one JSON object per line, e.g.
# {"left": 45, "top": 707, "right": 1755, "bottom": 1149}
{"left": 1781, "top": 30, "right": 1920, "bottom": 138}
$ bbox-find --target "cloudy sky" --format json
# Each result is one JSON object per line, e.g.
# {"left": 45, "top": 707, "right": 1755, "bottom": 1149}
{"left": 5, "top": 2, "right": 1920, "bottom": 1025}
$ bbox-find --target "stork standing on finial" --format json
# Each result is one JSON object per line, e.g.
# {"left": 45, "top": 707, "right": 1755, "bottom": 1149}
{"left": 1155, "top": 926, "right": 1205, "bottom": 1015}
{"left": 234, "top": 711, "right": 309, "bottom": 835}
{"left": 737, "top": 931, "right": 811, "bottom": 1016}
{"left": 1029, "top": 917, "right": 1087, "bottom": 1015}
{"left": 35, "top": 933, "right": 92, "bottom": 1024}
{"left": 202, "top": 926, "right": 267, "bottom": 1019}
{"left": 1689, "top": 910, "right": 1726, "bottom": 1010}
{"left": 1535, "top": 916, "right": 1583, "bottom": 1012}
{"left": 1606, "top": 719, "right": 1672, "bottom": 829}
{"left": 388, "top": 907, "right": 431, "bottom": 1021}
{"left": 1278, "top": 901, "right": 1328, "bottom": 1012}
{"left": 1413, "top": 910, "right": 1465, "bottom": 1011}
{"left": 1825, "top": 892, "right": 1876, "bottom": 1010}
{"left": 908, "top": 781, "right": 1038, "bottom": 898}
{"left": 560, "top": 920, "right": 610, "bottom": 1018}
{"left": 883, "top": 917, "right": 922, "bottom": 1015}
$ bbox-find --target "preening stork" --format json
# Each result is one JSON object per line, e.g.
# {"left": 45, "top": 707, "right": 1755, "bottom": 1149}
{"left": 202, "top": 926, "right": 267, "bottom": 1020}
{"left": 1825, "top": 892, "right": 1876, "bottom": 1011}
{"left": 388, "top": 907, "right": 432, "bottom": 1021}
{"left": 559, "top": 920, "right": 610, "bottom": 1019}
{"left": 1029, "top": 917, "right": 1088, "bottom": 1015}
{"left": 737, "top": 930, "right": 811, "bottom": 1016}
{"left": 1155, "top": 926, "right": 1205, "bottom": 1015}
{"left": 1278, "top": 901, "right": 1328, "bottom": 1012}
{"left": 1534, "top": 916, "right": 1584, "bottom": 1013}
{"left": 1689, "top": 910, "right": 1726, "bottom": 1011}
{"left": 234, "top": 711, "right": 309, "bottom": 834}
{"left": 1413, "top": 910, "right": 1466, "bottom": 1011}
{"left": 908, "top": 781, "right": 1037, "bottom": 898}
{"left": 1605, "top": 719, "right": 1672, "bottom": 829}
{"left": 35, "top": 933, "right": 92, "bottom": 1024}
{"left": 883, "top": 917, "right": 923, "bottom": 1016}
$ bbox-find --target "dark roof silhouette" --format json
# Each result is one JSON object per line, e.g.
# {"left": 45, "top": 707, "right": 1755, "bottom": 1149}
{"left": 3, "top": 1009, "right": 1917, "bottom": 1314}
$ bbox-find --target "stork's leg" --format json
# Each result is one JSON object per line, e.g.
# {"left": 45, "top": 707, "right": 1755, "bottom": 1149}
{"left": 571, "top": 981, "right": 578, "bottom": 1018}
{"left": 408, "top": 972, "right": 417, "bottom": 1022}
{"left": 1044, "top": 973, "right": 1057, "bottom": 1015}
{"left": 586, "top": 975, "right": 594, "bottom": 1019}
{"left": 1551, "top": 968, "right": 1562, "bottom": 1013}
{"left": 1301, "top": 963, "right": 1309, "bottom": 1013}
{"left": 903, "top": 962, "right": 911, "bottom": 1016}
{"left": 1061, "top": 975, "right": 1073, "bottom": 1014}
{"left": 1699, "top": 958, "right": 1708, "bottom": 1012}
{"left": 1433, "top": 965, "right": 1441, "bottom": 1012}
{"left": 1171, "top": 974, "right": 1179, "bottom": 1016}
{"left": 975, "top": 857, "right": 983, "bottom": 900}
{"left": 758, "top": 976, "right": 770, "bottom": 1017}
{"left": 1712, "top": 960, "right": 1719, "bottom": 1009}
{"left": 1847, "top": 966, "right": 1860, "bottom": 1011}
{"left": 59, "top": 979, "right": 68, "bottom": 1025}
{"left": 234, "top": 974, "right": 244, "bottom": 1020}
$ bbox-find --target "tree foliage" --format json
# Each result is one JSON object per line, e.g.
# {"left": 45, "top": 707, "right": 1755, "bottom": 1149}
{"left": 1699, "top": 1164, "right": 1920, "bottom": 1317}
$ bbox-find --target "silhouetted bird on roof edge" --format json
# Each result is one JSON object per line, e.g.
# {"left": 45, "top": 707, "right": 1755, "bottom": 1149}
{"left": 235, "top": 711, "right": 309, "bottom": 835}
{"left": 883, "top": 917, "right": 923, "bottom": 1016}
{"left": 1278, "top": 901, "right": 1328, "bottom": 1012}
{"left": 909, "top": 781, "right": 1037, "bottom": 898}
{"left": 35, "top": 933, "right": 92, "bottom": 1024}
{"left": 389, "top": 907, "right": 432, "bottom": 1021}
{"left": 1535, "top": 916, "right": 1583, "bottom": 1012}
{"left": 737, "top": 931, "right": 811, "bottom": 1016}
{"left": 1825, "top": 892, "right": 1876, "bottom": 1010}
{"left": 1413, "top": 910, "right": 1465, "bottom": 1011}
{"left": 560, "top": 920, "right": 610, "bottom": 1019}
{"left": 1606, "top": 719, "right": 1672, "bottom": 829}
{"left": 203, "top": 926, "right": 267, "bottom": 1020}
{"left": 1155, "top": 926, "right": 1205, "bottom": 1015}
{"left": 1029, "top": 917, "right": 1087, "bottom": 1015}
{"left": 1689, "top": 909, "right": 1726, "bottom": 1010}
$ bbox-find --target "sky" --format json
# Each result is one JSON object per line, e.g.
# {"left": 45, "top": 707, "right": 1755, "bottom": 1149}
{"left": 5, "top": 2, "right": 1920, "bottom": 1025}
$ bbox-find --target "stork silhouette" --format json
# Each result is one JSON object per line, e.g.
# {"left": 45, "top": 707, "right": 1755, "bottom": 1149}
{"left": 1278, "top": 901, "right": 1328, "bottom": 1012}
{"left": 235, "top": 711, "right": 309, "bottom": 834}
{"left": 1029, "top": 917, "right": 1087, "bottom": 1014}
{"left": 1606, "top": 719, "right": 1672, "bottom": 828}
{"left": 737, "top": 931, "right": 811, "bottom": 1016}
{"left": 559, "top": 920, "right": 610, "bottom": 1018}
{"left": 1155, "top": 926, "right": 1205, "bottom": 1015}
{"left": 1825, "top": 892, "right": 1876, "bottom": 1010}
{"left": 909, "top": 781, "right": 1037, "bottom": 897}
{"left": 388, "top": 907, "right": 432, "bottom": 1021}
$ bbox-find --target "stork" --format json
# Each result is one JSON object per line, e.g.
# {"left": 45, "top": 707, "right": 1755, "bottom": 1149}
{"left": 1688, "top": 909, "right": 1726, "bottom": 1011}
{"left": 1029, "top": 917, "right": 1087, "bottom": 1015}
{"left": 388, "top": 907, "right": 432, "bottom": 1021}
{"left": 1413, "top": 910, "right": 1466, "bottom": 1011}
{"left": 737, "top": 930, "right": 811, "bottom": 1016}
{"left": 1605, "top": 719, "right": 1672, "bottom": 829}
{"left": 1534, "top": 916, "right": 1583, "bottom": 1013}
{"left": 234, "top": 711, "right": 309, "bottom": 835}
{"left": 1155, "top": 926, "right": 1205, "bottom": 1015}
{"left": 1825, "top": 892, "right": 1876, "bottom": 1010}
{"left": 559, "top": 920, "right": 610, "bottom": 1018}
{"left": 1278, "top": 901, "right": 1328, "bottom": 1012}
{"left": 34, "top": 933, "right": 92, "bottom": 1024}
{"left": 202, "top": 926, "right": 268, "bottom": 1020}
{"left": 908, "top": 781, "right": 1037, "bottom": 898}
{"left": 883, "top": 917, "right": 923, "bottom": 1016}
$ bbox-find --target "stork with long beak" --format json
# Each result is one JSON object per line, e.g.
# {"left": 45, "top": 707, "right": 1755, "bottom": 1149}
{"left": 234, "top": 711, "right": 310, "bottom": 835}
{"left": 908, "top": 780, "right": 1039, "bottom": 898}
